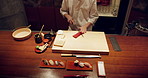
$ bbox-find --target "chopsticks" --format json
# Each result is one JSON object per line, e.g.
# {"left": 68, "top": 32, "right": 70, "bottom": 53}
{"left": 39, "top": 25, "right": 44, "bottom": 36}
{"left": 27, "top": 25, "right": 32, "bottom": 28}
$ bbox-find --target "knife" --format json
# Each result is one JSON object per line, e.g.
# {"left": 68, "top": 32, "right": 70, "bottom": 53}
{"left": 61, "top": 54, "right": 101, "bottom": 58}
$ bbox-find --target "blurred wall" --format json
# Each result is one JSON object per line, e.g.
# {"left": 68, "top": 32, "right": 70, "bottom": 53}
{"left": 0, "top": 0, "right": 28, "bottom": 30}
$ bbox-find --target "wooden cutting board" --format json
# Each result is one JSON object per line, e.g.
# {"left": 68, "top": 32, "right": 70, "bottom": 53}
{"left": 52, "top": 30, "right": 109, "bottom": 54}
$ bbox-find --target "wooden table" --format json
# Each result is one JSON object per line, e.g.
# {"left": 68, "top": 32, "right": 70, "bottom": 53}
{"left": 0, "top": 31, "right": 148, "bottom": 78}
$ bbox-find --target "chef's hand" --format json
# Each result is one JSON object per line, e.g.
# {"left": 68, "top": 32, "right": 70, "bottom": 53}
{"left": 79, "top": 26, "right": 87, "bottom": 33}
{"left": 64, "top": 14, "right": 74, "bottom": 24}
{"left": 79, "top": 22, "right": 92, "bottom": 33}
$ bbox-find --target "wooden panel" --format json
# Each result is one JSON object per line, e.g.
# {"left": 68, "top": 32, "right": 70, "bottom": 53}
{"left": 38, "top": 7, "right": 56, "bottom": 31}
{"left": 54, "top": 8, "right": 68, "bottom": 30}
{"left": 25, "top": 7, "right": 41, "bottom": 30}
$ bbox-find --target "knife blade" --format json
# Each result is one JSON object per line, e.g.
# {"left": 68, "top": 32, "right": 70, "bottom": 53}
{"left": 61, "top": 54, "right": 101, "bottom": 58}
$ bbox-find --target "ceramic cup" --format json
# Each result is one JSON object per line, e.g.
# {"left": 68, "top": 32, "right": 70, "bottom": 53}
{"left": 34, "top": 33, "right": 42, "bottom": 44}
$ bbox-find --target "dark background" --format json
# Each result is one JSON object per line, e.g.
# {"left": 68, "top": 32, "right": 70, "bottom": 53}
{"left": 0, "top": 0, "right": 147, "bottom": 34}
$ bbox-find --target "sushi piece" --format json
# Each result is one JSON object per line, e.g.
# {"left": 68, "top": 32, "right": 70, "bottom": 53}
{"left": 79, "top": 62, "right": 85, "bottom": 68}
{"left": 55, "top": 61, "right": 59, "bottom": 66}
{"left": 49, "top": 60, "right": 54, "bottom": 66}
{"left": 59, "top": 61, "right": 64, "bottom": 66}
{"left": 42, "top": 59, "right": 49, "bottom": 65}
{"left": 84, "top": 62, "right": 92, "bottom": 68}
{"left": 74, "top": 60, "right": 79, "bottom": 66}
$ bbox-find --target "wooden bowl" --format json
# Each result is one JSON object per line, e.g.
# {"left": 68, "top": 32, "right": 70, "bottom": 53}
{"left": 12, "top": 27, "right": 32, "bottom": 41}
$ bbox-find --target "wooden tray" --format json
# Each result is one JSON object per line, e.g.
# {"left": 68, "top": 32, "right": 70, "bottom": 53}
{"left": 39, "top": 58, "right": 66, "bottom": 69}
{"left": 66, "top": 61, "right": 93, "bottom": 71}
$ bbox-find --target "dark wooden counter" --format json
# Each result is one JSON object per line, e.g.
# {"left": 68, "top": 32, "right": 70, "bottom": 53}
{"left": 0, "top": 31, "right": 148, "bottom": 78}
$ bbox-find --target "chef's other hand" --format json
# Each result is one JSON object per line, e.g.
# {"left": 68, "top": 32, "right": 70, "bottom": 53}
{"left": 65, "top": 14, "right": 74, "bottom": 25}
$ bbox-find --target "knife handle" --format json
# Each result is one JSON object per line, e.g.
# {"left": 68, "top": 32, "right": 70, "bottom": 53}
{"left": 61, "top": 54, "right": 74, "bottom": 57}
{"left": 73, "top": 32, "right": 83, "bottom": 38}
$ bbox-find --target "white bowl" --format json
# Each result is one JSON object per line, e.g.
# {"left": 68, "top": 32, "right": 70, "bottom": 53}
{"left": 12, "top": 27, "right": 32, "bottom": 40}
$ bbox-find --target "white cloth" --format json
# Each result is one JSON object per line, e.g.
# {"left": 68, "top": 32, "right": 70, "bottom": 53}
{"left": 60, "top": 0, "right": 99, "bottom": 31}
